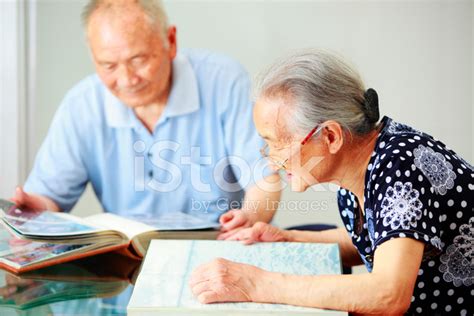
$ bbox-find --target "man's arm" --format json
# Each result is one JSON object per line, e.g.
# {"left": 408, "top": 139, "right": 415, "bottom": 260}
{"left": 241, "top": 173, "right": 282, "bottom": 223}
{"left": 219, "top": 173, "right": 282, "bottom": 231}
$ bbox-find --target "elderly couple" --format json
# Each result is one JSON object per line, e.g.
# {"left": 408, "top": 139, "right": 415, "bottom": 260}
{"left": 12, "top": 0, "right": 472, "bottom": 314}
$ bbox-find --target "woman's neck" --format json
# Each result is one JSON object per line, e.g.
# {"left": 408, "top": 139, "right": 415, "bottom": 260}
{"left": 336, "top": 129, "right": 380, "bottom": 208}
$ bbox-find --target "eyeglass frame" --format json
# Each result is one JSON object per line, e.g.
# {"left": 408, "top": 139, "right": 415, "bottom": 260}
{"left": 259, "top": 123, "right": 325, "bottom": 170}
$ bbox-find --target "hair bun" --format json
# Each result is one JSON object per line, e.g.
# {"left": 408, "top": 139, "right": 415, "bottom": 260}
{"left": 364, "top": 88, "right": 380, "bottom": 124}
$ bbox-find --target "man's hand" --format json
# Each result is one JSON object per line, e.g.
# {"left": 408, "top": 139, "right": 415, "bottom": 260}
{"left": 10, "top": 187, "right": 59, "bottom": 211}
{"left": 218, "top": 209, "right": 253, "bottom": 233}
{"left": 218, "top": 222, "right": 290, "bottom": 244}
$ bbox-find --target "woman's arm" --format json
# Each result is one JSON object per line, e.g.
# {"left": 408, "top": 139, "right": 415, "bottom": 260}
{"left": 190, "top": 237, "right": 424, "bottom": 315}
{"left": 259, "top": 238, "right": 423, "bottom": 314}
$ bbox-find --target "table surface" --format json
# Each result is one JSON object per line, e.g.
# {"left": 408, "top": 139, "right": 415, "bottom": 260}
{"left": 1, "top": 246, "right": 345, "bottom": 316}
{"left": 0, "top": 252, "right": 140, "bottom": 316}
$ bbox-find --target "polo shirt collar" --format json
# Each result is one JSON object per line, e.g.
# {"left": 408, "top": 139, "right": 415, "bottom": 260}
{"left": 104, "top": 52, "right": 200, "bottom": 128}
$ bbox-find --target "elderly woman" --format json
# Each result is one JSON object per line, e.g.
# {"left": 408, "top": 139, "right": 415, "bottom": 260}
{"left": 189, "top": 50, "right": 472, "bottom": 315}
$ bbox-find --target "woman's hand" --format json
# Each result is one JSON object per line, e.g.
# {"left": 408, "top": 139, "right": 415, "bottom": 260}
{"left": 189, "top": 258, "right": 270, "bottom": 304}
{"left": 218, "top": 222, "right": 290, "bottom": 244}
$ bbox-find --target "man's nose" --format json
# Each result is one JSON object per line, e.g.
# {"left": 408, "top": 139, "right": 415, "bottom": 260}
{"left": 117, "top": 65, "right": 139, "bottom": 88}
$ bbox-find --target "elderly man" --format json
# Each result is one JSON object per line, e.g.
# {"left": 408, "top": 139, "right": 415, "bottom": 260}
{"left": 12, "top": 0, "right": 281, "bottom": 233}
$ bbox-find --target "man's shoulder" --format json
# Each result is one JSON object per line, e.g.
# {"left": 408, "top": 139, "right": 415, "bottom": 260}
{"left": 64, "top": 74, "right": 105, "bottom": 101}
{"left": 58, "top": 74, "right": 107, "bottom": 123}
{"left": 182, "top": 48, "right": 248, "bottom": 78}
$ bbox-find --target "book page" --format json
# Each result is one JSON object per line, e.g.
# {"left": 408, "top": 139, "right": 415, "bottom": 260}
{"left": 85, "top": 213, "right": 156, "bottom": 240}
{"left": 0, "top": 206, "right": 101, "bottom": 237}
{"left": 0, "top": 226, "right": 92, "bottom": 270}
{"left": 129, "top": 240, "right": 346, "bottom": 315}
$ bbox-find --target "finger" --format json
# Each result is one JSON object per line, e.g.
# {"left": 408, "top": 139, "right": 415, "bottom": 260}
{"left": 217, "top": 230, "right": 233, "bottom": 240}
{"left": 221, "top": 216, "right": 247, "bottom": 232}
{"left": 189, "top": 265, "right": 210, "bottom": 286}
{"left": 217, "top": 227, "right": 245, "bottom": 240}
{"left": 9, "top": 187, "right": 26, "bottom": 205}
{"left": 243, "top": 226, "right": 264, "bottom": 244}
{"left": 242, "top": 238, "right": 257, "bottom": 245}
{"left": 225, "top": 228, "right": 251, "bottom": 241}
{"left": 189, "top": 265, "right": 221, "bottom": 287}
{"left": 228, "top": 227, "right": 257, "bottom": 244}
{"left": 217, "top": 229, "right": 240, "bottom": 240}
{"left": 16, "top": 187, "right": 28, "bottom": 203}
{"left": 190, "top": 279, "right": 210, "bottom": 296}
{"left": 219, "top": 212, "right": 234, "bottom": 225}
{"left": 197, "top": 290, "right": 220, "bottom": 304}
{"left": 189, "top": 271, "right": 227, "bottom": 288}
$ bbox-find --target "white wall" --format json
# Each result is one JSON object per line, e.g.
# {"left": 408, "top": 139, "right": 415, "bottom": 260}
{"left": 0, "top": 1, "right": 28, "bottom": 198}
{"left": 28, "top": 0, "right": 472, "bottom": 228}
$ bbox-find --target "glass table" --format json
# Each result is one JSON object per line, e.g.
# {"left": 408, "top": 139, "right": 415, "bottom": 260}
{"left": 0, "top": 252, "right": 141, "bottom": 315}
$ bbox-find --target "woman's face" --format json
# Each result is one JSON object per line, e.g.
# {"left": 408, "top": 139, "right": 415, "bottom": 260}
{"left": 253, "top": 97, "right": 335, "bottom": 192}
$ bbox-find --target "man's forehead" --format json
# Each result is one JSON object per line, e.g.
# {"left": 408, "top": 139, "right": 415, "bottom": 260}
{"left": 87, "top": 10, "right": 161, "bottom": 50}
{"left": 87, "top": 3, "right": 154, "bottom": 37}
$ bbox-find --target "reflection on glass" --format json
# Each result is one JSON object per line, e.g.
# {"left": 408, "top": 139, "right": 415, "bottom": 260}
{"left": 0, "top": 252, "right": 141, "bottom": 316}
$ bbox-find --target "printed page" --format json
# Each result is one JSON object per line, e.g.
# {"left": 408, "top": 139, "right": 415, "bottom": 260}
{"left": 0, "top": 225, "right": 91, "bottom": 270}
{"left": 0, "top": 205, "right": 101, "bottom": 237}
{"left": 128, "top": 212, "right": 221, "bottom": 230}
{"left": 129, "top": 240, "right": 346, "bottom": 315}
{"left": 85, "top": 213, "right": 156, "bottom": 240}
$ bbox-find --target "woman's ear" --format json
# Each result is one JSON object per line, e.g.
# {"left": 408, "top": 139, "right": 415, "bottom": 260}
{"left": 322, "top": 121, "right": 344, "bottom": 154}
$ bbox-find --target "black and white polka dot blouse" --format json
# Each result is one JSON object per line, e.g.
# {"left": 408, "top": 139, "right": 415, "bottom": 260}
{"left": 337, "top": 116, "right": 473, "bottom": 315}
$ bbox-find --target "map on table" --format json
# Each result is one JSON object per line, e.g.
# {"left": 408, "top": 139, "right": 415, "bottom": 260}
{"left": 128, "top": 240, "right": 347, "bottom": 315}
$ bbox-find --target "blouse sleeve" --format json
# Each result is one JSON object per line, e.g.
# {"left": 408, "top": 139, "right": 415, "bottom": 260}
{"left": 368, "top": 150, "right": 445, "bottom": 257}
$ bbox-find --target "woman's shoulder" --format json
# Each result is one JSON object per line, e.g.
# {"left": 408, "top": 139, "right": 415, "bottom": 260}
{"left": 365, "top": 116, "right": 472, "bottom": 204}
{"left": 372, "top": 117, "right": 472, "bottom": 175}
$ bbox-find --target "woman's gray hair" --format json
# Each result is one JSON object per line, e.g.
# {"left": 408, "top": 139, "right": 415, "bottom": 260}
{"left": 81, "top": 0, "right": 169, "bottom": 37}
{"left": 254, "top": 49, "right": 380, "bottom": 138}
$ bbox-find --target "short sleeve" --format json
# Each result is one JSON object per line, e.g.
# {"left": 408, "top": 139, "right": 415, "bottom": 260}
{"left": 24, "top": 95, "right": 89, "bottom": 212}
{"left": 220, "top": 71, "right": 274, "bottom": 189}
{"left": 368, "top": 150, "right": 444, "bottom": 257}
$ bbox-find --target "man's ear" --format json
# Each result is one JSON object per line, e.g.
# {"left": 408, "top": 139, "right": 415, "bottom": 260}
{"left": 166, "top": 26, "right": 177, "bottom": 59}
{"left": 322, "top": 121, "right": 344, "bottom": 154}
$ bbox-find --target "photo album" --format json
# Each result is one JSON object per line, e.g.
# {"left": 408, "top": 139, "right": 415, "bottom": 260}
{"left": 0, "top": 199, "right": 219, "bottom": 273}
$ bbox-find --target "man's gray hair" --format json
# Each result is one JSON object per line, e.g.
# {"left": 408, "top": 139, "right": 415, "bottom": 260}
{"left": 81, "top": 0, "right": 169, "bottom": 36}
{"left": 254, "top": 49, "right": 379, "bottom": 138}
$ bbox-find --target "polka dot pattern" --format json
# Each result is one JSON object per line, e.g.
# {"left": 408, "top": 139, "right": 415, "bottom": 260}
{"left": 336, "top": 116, "right": 473, "bottom": 314}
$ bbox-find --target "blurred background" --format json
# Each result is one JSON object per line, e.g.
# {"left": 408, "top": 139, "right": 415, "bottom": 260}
{"left": 1, "top": 0, "right": 472, "bottom": 229}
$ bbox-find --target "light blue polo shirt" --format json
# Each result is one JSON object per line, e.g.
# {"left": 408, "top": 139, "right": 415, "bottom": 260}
{"left": 25, "top": 49, "right": 269, "bottom": 225}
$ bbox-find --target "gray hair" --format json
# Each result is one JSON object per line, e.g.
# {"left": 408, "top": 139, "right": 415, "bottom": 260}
{"left": 254, "top": 49, "right": 380, "bottom": 138}
{"left": 81, "top": 0, "right": 170, "bottom": 37}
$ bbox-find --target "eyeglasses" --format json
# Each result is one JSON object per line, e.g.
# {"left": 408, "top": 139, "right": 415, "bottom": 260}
{"left": 260, "top": 123, "right": 325, "bottom": 170}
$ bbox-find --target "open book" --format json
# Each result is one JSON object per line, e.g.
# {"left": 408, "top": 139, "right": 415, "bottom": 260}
{"left": 0, "top": 199, "right": 219, "bottom": 273}
{"left": 128, "top": 240, "right": 347, "bottom": 315}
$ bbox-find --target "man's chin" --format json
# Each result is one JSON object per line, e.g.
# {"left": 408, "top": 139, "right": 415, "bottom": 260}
{"left": 116, "top": 96, "right": 151, "bottom": 108}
